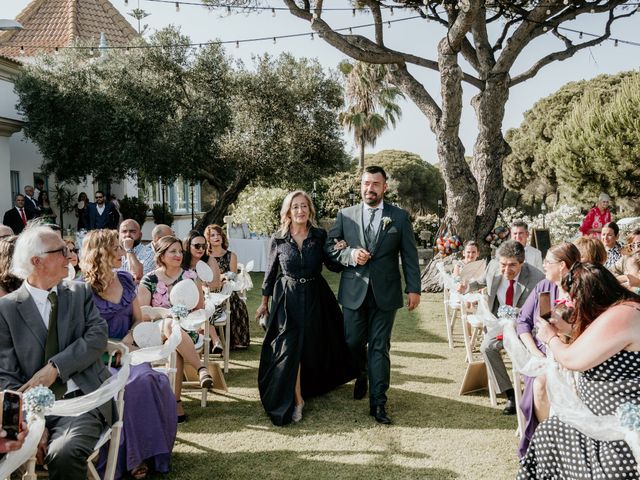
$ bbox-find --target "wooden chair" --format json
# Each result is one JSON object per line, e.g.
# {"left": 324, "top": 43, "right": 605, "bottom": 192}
{"left": 443, "top": 286, "right": 462, "bottom": 349}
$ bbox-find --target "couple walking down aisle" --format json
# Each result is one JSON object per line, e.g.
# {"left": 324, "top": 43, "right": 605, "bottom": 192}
{"left": 257, "top": 166, "right": 421, "bottom": 426}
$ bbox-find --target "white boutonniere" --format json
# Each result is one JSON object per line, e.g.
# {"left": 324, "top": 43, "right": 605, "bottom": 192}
{"left": 382, "top": 216, "right": 392, "bottom": 229}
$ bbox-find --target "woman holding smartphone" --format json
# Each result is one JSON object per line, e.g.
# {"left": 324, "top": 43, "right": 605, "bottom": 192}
{"left": 515, "top": 242, "right": 581, "bottom": 458}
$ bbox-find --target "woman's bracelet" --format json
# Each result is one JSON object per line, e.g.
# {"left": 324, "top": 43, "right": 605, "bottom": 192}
{"left": 543, "top": 335, "right": 558, "bottom": 348}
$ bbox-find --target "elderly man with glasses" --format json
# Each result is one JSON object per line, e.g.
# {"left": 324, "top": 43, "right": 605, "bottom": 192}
{"left": 0, "top": 225, "right": 111, "bottom": 479}
{"left": 84, "top": 191, "right": 118, "bottom": 231}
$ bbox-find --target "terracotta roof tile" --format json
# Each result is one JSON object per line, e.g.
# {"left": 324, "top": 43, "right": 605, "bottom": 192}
{"left": 0, "top": 0, "right": 138, "bottom": 58}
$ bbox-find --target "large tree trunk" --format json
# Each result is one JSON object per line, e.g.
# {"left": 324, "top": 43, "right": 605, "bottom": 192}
{"left": 195, "top": 175, "right": 250, "bottom": 231}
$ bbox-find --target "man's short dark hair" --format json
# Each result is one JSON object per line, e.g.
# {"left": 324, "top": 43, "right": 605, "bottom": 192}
{"left": 95, "top": 190, "right": 105, "bottom": 197}
{"left": 363, "top": 165, "right": 387, "bottom": 181}
{"left": 497, "top": 240, "right": 526, "bottom": 263}
{"left": 603, "top": 221, "right": 619, "bottom": 237}
{"left": 35, "top": 178, "right": 44, "bottom": 186}
{"left": 510, "top": 220, "right": 529, "bottom": 231}
{"left": 14, "top": 194, "right": 24, "bottom": 200}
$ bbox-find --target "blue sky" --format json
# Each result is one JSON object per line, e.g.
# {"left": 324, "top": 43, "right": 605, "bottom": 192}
{"left": 5, "top": 0, "right": 639, "bottom": 164}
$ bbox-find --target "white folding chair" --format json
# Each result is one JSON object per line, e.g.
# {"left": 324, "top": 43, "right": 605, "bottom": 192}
{"left": 443, "top": 286, "right": 462, "bottom": 349}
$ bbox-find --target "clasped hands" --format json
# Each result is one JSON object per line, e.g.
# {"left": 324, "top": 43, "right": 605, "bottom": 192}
{"left": 18, "top": 362, "right": 58, "bottom": 393}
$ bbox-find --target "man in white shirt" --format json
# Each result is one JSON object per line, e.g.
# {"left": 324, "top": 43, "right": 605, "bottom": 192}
{"left": 511, "top": 220, "right": 543, "bottom": 271}
{"left": 0, "top": 226, "right": 111, "bottom": 479}
{"left": 119, "top": 219, "right": 155, "bottom": 281}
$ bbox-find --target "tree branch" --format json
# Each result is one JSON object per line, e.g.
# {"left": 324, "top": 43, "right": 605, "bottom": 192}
{"left": 387, "top": 64, "right": 442, "bottom": 129}
{"left": 362, "top": 0, "right": 384, "bottom": 46}
{"left": 510, "top": 7, "right": 637, "bottom": 86}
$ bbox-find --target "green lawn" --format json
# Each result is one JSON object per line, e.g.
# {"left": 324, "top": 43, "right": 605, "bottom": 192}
{"left": 158, "top": 271, "right": 520, "bottom": 479}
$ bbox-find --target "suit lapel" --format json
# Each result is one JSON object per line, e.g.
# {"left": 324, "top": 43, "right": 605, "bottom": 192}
{"left": 16, "top": 284, "right": 47, "bottom": 350}
{"left": 513, "top": 265, "right": 529, "bottom": 306}
{"left": 372, "top": 202, "right": 392, "bottom": 255}
{"left": 354, "top": 203, "right": 366, "bottom": 249}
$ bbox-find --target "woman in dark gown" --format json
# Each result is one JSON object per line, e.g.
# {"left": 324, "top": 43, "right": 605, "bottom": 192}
{"left": 80, "top": 229, "right": 177, "bottom": 479}
{"left": 256, "top": 190, "right": 356, "bottom": 426}
{"left": 520, "top": 263, "right": 640, "bottom": 478}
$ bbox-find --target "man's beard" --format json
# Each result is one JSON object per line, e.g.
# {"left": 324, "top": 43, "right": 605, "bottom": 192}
{"left": 363, "top": 192, "right": 380, "bottom": 206}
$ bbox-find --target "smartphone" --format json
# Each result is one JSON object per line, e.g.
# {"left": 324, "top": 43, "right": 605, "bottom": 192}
{"left": 538, "top": 292, "right": 552, "bottom": 321}
{"left": 1, "top": 390, "right": 23, "bottom": 441}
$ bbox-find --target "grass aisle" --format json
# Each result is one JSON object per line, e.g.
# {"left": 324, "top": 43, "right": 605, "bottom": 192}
{"left": 161, "top": 272, "right": 520, "bottom": 479}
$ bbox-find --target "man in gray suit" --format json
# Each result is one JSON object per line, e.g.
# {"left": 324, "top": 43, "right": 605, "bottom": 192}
{"left": 326, "top": 166, "right": 421, "bottom": 424}
{"left": 0, "top": 226, "right": 111, "bottom": 479}
{"left": 460, "top": 240, "right": 544, "bottom": 415}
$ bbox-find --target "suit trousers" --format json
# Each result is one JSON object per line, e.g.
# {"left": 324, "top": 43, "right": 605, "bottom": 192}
{"left": 480, "top": 335, "right": 513, "bottom": 395}
{"left": 343, "top": 286, "right": 397, "bottom": 407}
{"left": 45, "top": 408, "right": 105, "bottom": 480}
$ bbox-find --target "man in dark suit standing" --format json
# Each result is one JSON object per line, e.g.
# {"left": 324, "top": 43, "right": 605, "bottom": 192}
{"left": 461, "top": 240, "right": 544, "bottom": 415}
{"left": 0, "top": 225, "right": 111, "bottom": 479}
{"left": 325, "top": 166, "right": 421, "bottom": 424}
{"left": 2, "top": 194, "right": 34, "bottom": 234}
{"left": 84, "top": 190, "right": 118, "bottom": 230}
{"left": 23, "top": 185, "right": 41, "bottom": 218}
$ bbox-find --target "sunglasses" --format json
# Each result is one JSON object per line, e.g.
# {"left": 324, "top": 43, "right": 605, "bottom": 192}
{"left": 44, "top": 246, "right": 69, "bottom": 257}
{"left": 191, "top": 243, "right": 206, "bottom": 250}
{"left": 95, "top": 196, "right": 104, "bottom": 200}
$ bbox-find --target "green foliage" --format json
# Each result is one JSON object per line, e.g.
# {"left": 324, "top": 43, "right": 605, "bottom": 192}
{"left": 119, "top": 195, "right": 149, "bottom": 226}
{"left": 52, "top": 184, "right": 76, "bottom": 229}
{"left": 413, "top": 213, "right": 440, "bottom": 246}
{"left": 497, "top": 204, "right": 583, "bottom": 244}
{"left": 503, "top": 71, "right": 639, "bottom": 205}
{"left": 551, "top": 74, "right": 640, "bottom": 205}
{"left": 230, "top": 186, "right": 289, "bottom": 236}
{"left": 152, "top": 203, "right": 174, "bottom": 226}
{"left": 338, "top": 61, "right": 404, "bottom": 168}
{"left": 319, "top": 171, "right": 361, "bottom": 218}
{"left": 363, "top": 150, "right": 445, "bottom": 215}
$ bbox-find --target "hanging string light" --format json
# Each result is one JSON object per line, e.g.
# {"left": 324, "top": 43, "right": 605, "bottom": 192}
{"left": 175, "top": 2, "right": 180, "bottom": 12}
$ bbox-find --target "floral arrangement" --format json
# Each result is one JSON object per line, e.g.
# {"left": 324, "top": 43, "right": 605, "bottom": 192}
{"left": 23, "top": 385, "right": 55, "bottom": 417}
{"left": 496, "top": 204, "right": 583, "bottom": 244}
{"left": 435, "top": 234, "right": 463, "bottom": 257}
{"left": 382, "top": 216, "right": 393, "bottom": 229}
{"left": 485, "top": 225, "right": 511, "bottom": 249}
{"left": 413, "top": 214, "right": 439, "bottom": 246}
{"left": 152, "top": 282, "right": 171, "bottom": 308}
{"left": 230, "top": 186, "right": 289, "bottom": 236}
{"left": 617, "top": 402, "right": 640, "bottom": 431}
{"left": 170, "top": 304, "right": 190, "bottom": 319}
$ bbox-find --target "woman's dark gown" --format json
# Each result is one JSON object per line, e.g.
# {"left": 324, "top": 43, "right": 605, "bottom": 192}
{"left": 258, "top": 227, "right": 356, "bottom": 426}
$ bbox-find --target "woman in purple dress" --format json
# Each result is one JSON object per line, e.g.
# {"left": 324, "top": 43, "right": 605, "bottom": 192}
{"left": 515, "top": 242, "right": 580, "bottom": 458}
{"left": 80, "top": 230, "right": 177, "bottom": 480}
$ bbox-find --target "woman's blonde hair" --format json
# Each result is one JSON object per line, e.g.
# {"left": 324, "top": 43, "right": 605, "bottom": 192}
{"left": 278, "top": 190, "right": 317, "bottom": 236}
{"left": 80, "top": 229, "right": 120, "bottom": 294}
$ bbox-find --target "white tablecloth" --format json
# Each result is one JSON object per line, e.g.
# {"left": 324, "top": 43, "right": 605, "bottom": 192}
{"left": 229, "top": 238, "right": 270, "bottom": 272}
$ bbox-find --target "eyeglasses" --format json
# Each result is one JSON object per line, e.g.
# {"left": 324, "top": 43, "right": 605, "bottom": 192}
{"left": 543, "top": 258, "right": 559, "bottom": 265}
{"left": 191, "top": 243, "right": 206, "bottom": 250}
{"left": 44, "top": 246, "right": 69, "bottom": 257}
{"left": 630, "top": 242, "right": 640, "bottom": 250}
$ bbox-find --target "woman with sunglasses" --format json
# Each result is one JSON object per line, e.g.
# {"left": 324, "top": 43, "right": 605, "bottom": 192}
{"left": 515, "top": 242, "right": 580, "bottom": 458}
{"left": 65, "top": 240, "right": 82, "bottom": 279}
{"left": 181, "top": 230, "right": 223, "bottom": 353}
{"left": 80, "top": 229, "right": 177, "bottom": 480}
{"left": 519, "top": 263, "right": 640, "bottom": 478}
{"left": 138, "top": 235, "right": 214, "bottom": 422}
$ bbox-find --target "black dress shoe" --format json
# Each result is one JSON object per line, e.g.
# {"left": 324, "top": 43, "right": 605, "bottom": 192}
{"left": 353, "top": 374, "right": 368, "bottom": 400}
{"left": 369, "top": 405, "right": 392, "bottom": 424}
{"left": 502, "top": 399, "right": 516, "bottom": 415}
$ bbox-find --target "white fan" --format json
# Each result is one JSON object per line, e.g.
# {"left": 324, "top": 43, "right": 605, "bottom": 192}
{"left": 195, "top": 260, "right": 214, "bottom": 283}
{"left": 133, "top": 322, "right": 163, "bottom": 348}
{"left": 169, "top": 279, "right": 200, "bottom": 310}
{"left": 65, "top": 263, "right": 76, "bottom": 281}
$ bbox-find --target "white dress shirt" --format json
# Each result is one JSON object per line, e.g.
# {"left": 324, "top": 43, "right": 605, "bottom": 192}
{"left": 496, "top": 272, "right": 521, "bottom": 307}
{"left": 350, "top": 201, "right": 384, "bottom": 265}
{"left": 96, "top": 204, "right": 105, "bottom": 215}
{"left": 24, "top": 282, "right": 79, "bottom": 394}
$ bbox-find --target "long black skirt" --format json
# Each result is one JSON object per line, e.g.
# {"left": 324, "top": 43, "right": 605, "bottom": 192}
{"left": 258, "top": 275, "right": 356, "bottom": 426}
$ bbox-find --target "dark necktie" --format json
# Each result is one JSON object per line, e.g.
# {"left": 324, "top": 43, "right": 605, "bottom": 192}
{"left": 45, "top": 291, "right": 65, "bottom": 399}
{"left": 365, "top": 208, "right": 377, "bottom": 247}
{"left": 19, "top": 208, "right": 26, "bottom": 225}
{"left": 505, "top": 279, "right": 515, "bottom": 307}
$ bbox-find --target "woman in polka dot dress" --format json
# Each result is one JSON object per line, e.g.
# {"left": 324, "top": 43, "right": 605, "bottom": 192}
{"left": 519, "top": 262, "right": 640, "bottom": 479}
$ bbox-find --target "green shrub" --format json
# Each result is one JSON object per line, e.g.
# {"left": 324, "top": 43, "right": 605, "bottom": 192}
{"left": 119, "top": 196, "right": 149, "bottom": 226}
{"left": 230, "top": 186, "right": 289, "bottom": 235}
{"left": 152, "top": 203, "right": 174, "bottom": 226}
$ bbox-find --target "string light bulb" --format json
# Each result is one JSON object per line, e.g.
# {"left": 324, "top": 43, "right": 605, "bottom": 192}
{"left": 124, "top": 0, "right": 128, "bottom": 5}
{"left": 614, "top": 39, "right": 619, "bottom": 47}
{"left": 175, "top": 2, "right": 180, "bottom": 12}
{"left": 390, "top": 7, "right": 394, "bottom": 16}
{"left": 54, "top": 46, "right": 59, "bottom": 55}
{"left": 387, "top": 21, "right": 391, "bottom": 28}
{"left": 226, "top": 5, "right": 231, "bottom": 14}
{"left": 273, "top": 37, "right": 276, "bottom": 44}
{"left": 563, "top": 0, "right": 569, "bottom": 4}
{"left": 579, "top": 31, "right": 583, "bottom": 39}
{"left": 546, "top": 9, "right": 551, "bottom": 14}
{"left": 90, "top": 47, "right": 94, "bottom": 55}
{"left": 20, "top": 45, "right": 24, "bottom": 54}
{"left": 236, "top": 40, "right": 239, "bottom": 48}
{"left": 349, "top": 27, "right": 353, "bottom": 34}
{"left": 310, "top": 32, "right": 314, "bottom": 40}
{"left": 271, "top": 8, "right": 275, "bottom": 16}
{"left": 543, "top": 25, "right": 548, "bottom": 31}
{"left": 125, "top": 46, "right": 130, "bottom": 54}
{"left": 352, "top": 8, "right": 356, "bottom": 16}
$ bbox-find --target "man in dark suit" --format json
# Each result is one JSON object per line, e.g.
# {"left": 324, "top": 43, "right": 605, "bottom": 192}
{"left": 325, "top": 166, "right": 421, "bottom": 424}
{"left": 0, "top": 225, "right": 111, "bottom": 479}
{"left": 23, "top": 185, "right": 41, "bottom": 218}
{"left": 2, "top": 194, "right": 34, "bottom": 234}
{"left": 84, "top": 190, "right": 118, "bottom": 230}
{"left": 462, "top": 240, "right": 544, "bottom": 415}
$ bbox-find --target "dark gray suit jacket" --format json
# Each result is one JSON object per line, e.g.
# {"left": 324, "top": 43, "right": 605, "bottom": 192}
{"left": 0, "top": 281, "right": 112, "bottom": 422}
{"left": 325, "top": 202, "right": 421, "bottom": 311}
{"left": 469, "top": 261, "right": 545, "bottom": 315}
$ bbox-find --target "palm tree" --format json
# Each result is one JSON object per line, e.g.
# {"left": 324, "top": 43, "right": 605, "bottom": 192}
{"left": 338, "top": 61, "right": 404, "bottom": 170}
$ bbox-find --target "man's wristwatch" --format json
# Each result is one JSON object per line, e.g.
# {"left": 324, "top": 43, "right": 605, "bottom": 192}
{"left": 125, "top": 248, "right": 135, "bottom": 254}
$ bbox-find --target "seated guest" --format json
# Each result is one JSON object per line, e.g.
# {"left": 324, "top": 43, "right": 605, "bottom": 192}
{"left": 0, "top": 225, "right": 13, "bottom": 238}
{"left": 453, "top": 240, "right": 481, "bottom": 277}
{"left": 151, "top": 224, "right": 174, "bottom": 251}
{"left": 3, "top": 195, "right": 34, "bottom": 235}
{"left": 80, "top": 230, "right": 177, "bottom": 480}
{"left": 459, "top": 240, "right": 544, "bottom": 414}
{"left": 520, "top": 263, "right": 640, "bottom": 478}
{"left": 579, "top": 193, "right": 611, "bottom": 237}
{"left": 515, "top": 242, "right": 580, "bottom": 458}
{"left": 76, "top": 192, "right": 89, "bottom": 231}
{"left": 65, "top": 240, "right": 81, "bottom": 279}
{"left": 611, "top": 228, "right": 640, "bottom": 276}
{"left": 511, "top": 220, "right": 543, "bottom": 271}
{"left": 619, "top": 253, "right": 640, "bottom": 295}
{"left": 0, "top": 225, "right": 111, "bottom": 480}
{"left": 574, "top": 236, "right": 607, "bottom": 264}
{"left": 181, "top": 229, "right": 223, "bottom": 353}
{"left": 0, "top": 236, "right": 21, "bottom": 297}
{"left": 601, "top": 222, "right": 622, "bottom": 270}
{"left": 205, "top": 224, "right": 251, "bottom": 350}
{"left": 137, "top": 235, "right": 213, "bottom": 422}
{"left": 119, "top": 219, "right": 155, "bottom": 282}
